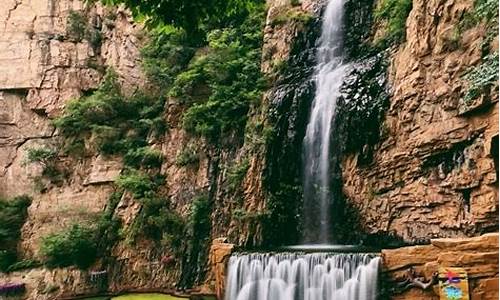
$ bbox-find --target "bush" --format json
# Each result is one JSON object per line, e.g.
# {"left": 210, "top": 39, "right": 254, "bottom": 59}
{"left": 132, "top": 196, "right": 185, "bottom": 247}
{"left": 141, "top": 28, "right": 196, "bottom": 91}
{"left": 40, "top": 224, "right": 97, "bottom": 269}
{"left": 24, "top": 147, "right": 63, "bottom": 184}
{"left": 6, "top": 259, "right": 41, "bottom": 272}
{"left": 0, "top": 250, "right": 17, "bottom": 272}
{"left": 24, "top": 147, "right": 57, "bottom": 165}
{"left": 115, "top": 170, "right": 159, "bottom": 198}
{"left": 374, "top": 0, "right": 412, "bottom": 45}
{"left": 270, "top": 9, "right": 313, "bottom": 26}
{"left": 124, "top": 147, "right": 163, "bottom": 168}
{"left": 53, "top": 70, "right": 166, "bottom": 156}
{"left": 67, "top": 11, "right": 87, "bottom": 42}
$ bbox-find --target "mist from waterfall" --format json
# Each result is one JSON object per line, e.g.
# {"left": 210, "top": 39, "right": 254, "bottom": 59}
{"left": 302, "top": 0, "right": 348, "bottom": 244}
{"left": 225, "top": 253, "right": 380, "bottom": 300}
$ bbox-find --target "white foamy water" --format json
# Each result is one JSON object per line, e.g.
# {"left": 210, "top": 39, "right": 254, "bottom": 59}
{"left": 225, "top": 253, "right": 380, "bottom": 300}
{"left": 302, "top": 0, "right": 349, "bottom": 244}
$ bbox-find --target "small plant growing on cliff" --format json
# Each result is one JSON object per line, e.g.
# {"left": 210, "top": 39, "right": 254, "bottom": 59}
{"left": 124, "top": 147, "right": 164, "bottom": 168}
{"left": 226, "top": 159, "right": 250, "bottom": 192}
{"left": 270, "top": 9, "right": 313, "bottom": 27}
{"left": 24, "top": 147, "right": 65, "bottom": 187}
{"left": 462, "top": 52, "right": 499, "bottom": 103}
{"left": 141, "top": 28, "right": 196, "bottom": 92}
{"left": 24, "top": 147, "right": 57, "bottom": 165}
{"left": 53, "top": 69, "right": 166, "bottom": 156}
{"left": 374, "top": 0, "right": 413, "bottom": 45}
{"left": 115, "top": 170, "right": 160, "bottom": 198}
{"left": 67, "top": 10, "right": 87, "bottom": 42}
{"left": 177, "top": 7, "right": 266, "bottom": 143}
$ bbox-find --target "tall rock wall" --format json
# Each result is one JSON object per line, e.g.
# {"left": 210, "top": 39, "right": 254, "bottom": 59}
{"left": 0, "top": 0, "right": 497, "bottom": 299}
{"left": 342, "top": 0, "right": 499, "bottom": 243}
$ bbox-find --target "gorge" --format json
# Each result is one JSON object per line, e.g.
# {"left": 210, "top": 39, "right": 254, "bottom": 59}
{"left": 0, "top": 0, "right": 498, "bottom": 299}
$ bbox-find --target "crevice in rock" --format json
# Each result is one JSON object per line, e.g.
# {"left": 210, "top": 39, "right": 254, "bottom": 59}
{"left": 421, "top": 137, "right": 477, "bottom": 175}
{"left": 491, "top": 135, "right": 498, "bottom": 182}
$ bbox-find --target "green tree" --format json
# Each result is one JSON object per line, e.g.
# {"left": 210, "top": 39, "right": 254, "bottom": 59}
{"left": 99, "top": 0, "right": 263, "bottom": 42}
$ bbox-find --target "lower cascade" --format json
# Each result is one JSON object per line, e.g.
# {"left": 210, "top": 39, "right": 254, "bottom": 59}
{"left": 225, "top": 253, "right": 381, "bottom": 300}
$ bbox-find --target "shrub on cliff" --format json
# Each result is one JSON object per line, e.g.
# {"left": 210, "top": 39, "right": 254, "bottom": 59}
{"left": 0, "top": 196, "right": 31, "bottom": 272}
{"left": 40, "top": 224, "right": 98, "bottom": 269}
{"left": 177, "top": 7, "right": 266, "bottom": 143}
{"left": 53, "top": 70, "right": 166, "bottom": 157}
{"left": 374, "top": 0, "right": 412, "bottom": 45}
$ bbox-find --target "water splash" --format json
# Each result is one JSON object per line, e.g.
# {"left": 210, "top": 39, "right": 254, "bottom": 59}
{"left": 225, "top": 253, "right": 380, "bottom": 300}
{"left": 302, "top": 0, "right": 349, "bottom": 244}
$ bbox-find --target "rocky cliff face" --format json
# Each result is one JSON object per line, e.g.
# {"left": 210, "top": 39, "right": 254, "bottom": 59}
{"left": 382, "top": 233, "right": 499, "bottom": 299}
{"left": 0, "top": 0, "right": 498, "bottom": 299}
{"left": 341, "top": 0, "right": 499, "bottom": 243}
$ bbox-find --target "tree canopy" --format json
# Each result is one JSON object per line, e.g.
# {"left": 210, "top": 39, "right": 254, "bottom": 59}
{"left": 99, "top": 0, "right": 264, "bottom": 41}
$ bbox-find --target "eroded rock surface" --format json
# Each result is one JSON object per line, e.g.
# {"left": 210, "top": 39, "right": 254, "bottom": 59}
{"left": 382, "top": 233, "right": 499, "bottom": 299}
{"left": 342, "top": 0, "right": 499, "bottom": 243}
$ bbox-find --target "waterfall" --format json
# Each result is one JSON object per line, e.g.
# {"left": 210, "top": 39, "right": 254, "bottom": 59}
{"left": 302, "top": 0, "right": 349, "bottom": 243}
{"left": 223, "top": 1, "right": 381, "bottom": 299}
{"left": 225, "top": 253, "right": 380, "bottom": 300}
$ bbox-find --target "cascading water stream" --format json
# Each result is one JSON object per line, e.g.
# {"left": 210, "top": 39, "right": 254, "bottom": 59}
{"left": 225, "top": 253, "right": 380, "bottom": 300}
{"left": 302, "top": 0, "right": 349, "bottom": 244}
{"left": 224, "top": 1, "right": 381, "bottom": 299}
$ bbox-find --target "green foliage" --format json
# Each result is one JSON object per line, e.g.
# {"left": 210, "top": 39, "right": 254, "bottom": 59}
{"left": 175, "top": 145, "right": 199, "bottom": 167}
{"left": 189, "top": 195, "right": 211, "bottom": 239}
{"left": 141, "top": 28, "right": 196, "bottom": 91}
{"left": 116, "top": 170, "right": 160, "bottom": 198}
{"left": 226, "top": 159, "right": 250, "bottom": 192}
{"left": 53, "top": 70, "right": 166, "bottom": 156}
{"left": 98, "top": 0, "right": 264, "bottom": 41}
{"left": 40, "top": 224, "right": 97, "bottom": 269}
{"left": 24, "top": 147, "right": 63, "bottom": 185}
{"left": 24, "top": 147, "right": 57, "bottom": 165}
{"left": 178, "top": 7, "right": 266, "bottom": 142}
{"left": 463, "top": 52, "right": 499, "bottom": 103}
{"left": 232, "top": 208, "right": 267, "bottom": 221}
{"left": 270, "top": 9, "right": 313, "bottom": 26}
{"left": 67, "top": 11, "right": 87, "bottom": 41}
{"left": 6, "top": 259, "right": 41, "bottom": 272}
{"left": 66, "top": 10, "right": 102, "bottom": 48}
{"left": 460, "top": 0, "right": 499, "bottom": 29}
{"left": 124, "top": 147, "right": 163, "bottom": 168}
{"left": 38, "top": 191, "right": 122, "bottom": 270}
{"left": 178, "top": 194, "right": 213, "bottom": 288}
{"left": 0, "top": 195, "right": 31, "bottom": 272}
{"left": 374, "top": 0, "right": 412, "bottom": 45}
{"left": 132, "top": 196, "right": 185, "bottom": 247}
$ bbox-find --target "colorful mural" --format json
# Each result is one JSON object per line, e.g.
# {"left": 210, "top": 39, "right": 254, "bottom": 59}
{"left": 439, "top": 267, "right": 470, "bottom": 300}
